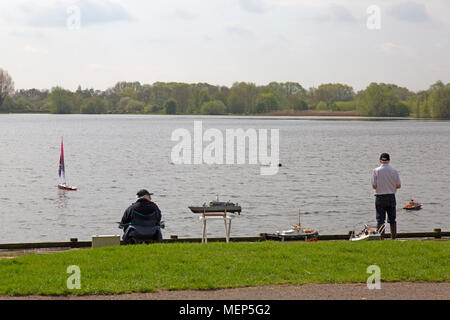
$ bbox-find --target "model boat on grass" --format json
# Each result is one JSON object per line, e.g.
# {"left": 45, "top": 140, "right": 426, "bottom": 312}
{"left": 350, "top": 224, "right": 384, "bottom": 241}
{"left": 264, "top": 210, "right": 319, "bottom": 241}
{"left": 275, "top": 225, "right": 319, "bottom": 238}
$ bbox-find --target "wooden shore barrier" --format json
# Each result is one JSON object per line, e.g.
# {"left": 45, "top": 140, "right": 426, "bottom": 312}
{"left": 0, "top": 229, "right": 448, "bottom": 251}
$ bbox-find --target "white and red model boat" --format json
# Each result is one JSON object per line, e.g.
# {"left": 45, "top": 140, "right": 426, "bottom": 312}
{"left": 58, "top": 138, "right": 77, "bottom": 191}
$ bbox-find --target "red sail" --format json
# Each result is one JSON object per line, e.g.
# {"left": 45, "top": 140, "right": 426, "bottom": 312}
{"left": 58, "top": 138, "right": 65, "bottom": 181}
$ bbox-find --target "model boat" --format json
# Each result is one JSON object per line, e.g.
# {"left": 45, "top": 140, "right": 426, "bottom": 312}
{"left": 189, "top": 195, "right": 241, "bottom": 214}
{"left": 58, "top": 137, "right": 77, "bottom": 191}
{"left": 275, "top": 210, "right": 318, "bottom": 237}
{"left": 403, "top": 200, "right": 422, "bottom": 210}
{"left": 350, "top": 224, "right": 384, "bottom": 241}
{"left": 275, "top": 224, "right": 318, "bottom": 238}
{"left": 264, "top": 210, "right": 318, "bottom": 241}
{"left": 58, "top": 184, "right": 78, "bottom": 191}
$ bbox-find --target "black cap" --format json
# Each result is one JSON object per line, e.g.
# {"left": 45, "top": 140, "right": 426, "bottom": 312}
{"left": 380, "top": 153, "right": 390, "bottom": 161}
{"left": 136, "top": 189, "right": 153, "bottom": 197}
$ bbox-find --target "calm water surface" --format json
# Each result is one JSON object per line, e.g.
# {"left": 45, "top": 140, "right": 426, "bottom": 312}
{"left": 0, "top": 114, "right": 449, "bottom": 243}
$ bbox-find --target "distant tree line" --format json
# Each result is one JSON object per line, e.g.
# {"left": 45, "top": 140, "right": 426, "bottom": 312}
{"left": 1, "top": 67, "right": 449, "bottom": 119}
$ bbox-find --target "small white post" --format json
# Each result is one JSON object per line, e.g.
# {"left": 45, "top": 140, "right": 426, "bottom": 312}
{"left": 202, "top": 209, "right": 207, "bottom": 243}
{"left": 223, "top": 215, "right": 229, "bottom": 243}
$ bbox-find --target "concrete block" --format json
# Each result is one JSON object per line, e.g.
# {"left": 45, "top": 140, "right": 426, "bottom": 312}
{"left": 92, "top": 235, "right": 121, "bottom": 249}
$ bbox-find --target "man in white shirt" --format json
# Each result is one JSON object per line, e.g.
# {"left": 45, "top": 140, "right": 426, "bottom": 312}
{"left": 371, "top": 153, "right": 401, "bottom": 239}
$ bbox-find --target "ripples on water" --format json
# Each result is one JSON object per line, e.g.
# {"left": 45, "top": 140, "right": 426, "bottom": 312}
{"left": 0, "top": 114, "right": 449, "bottom": 243}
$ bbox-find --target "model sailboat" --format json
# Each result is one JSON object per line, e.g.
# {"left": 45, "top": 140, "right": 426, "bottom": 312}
{"left": 58, "top": 138, "right": 77, "bottom": 191}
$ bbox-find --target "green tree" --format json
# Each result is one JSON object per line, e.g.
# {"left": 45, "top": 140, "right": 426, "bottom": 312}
{"left": 116, "top": 97, "right": 131, "bottom": 113}
{"left": 267, "top": 82, "right": 307, "bottom": 109}
{"left": 48, "top": 87, "right": 73, "bottom": 114}
{"left": 164, "top": 98, "right": 177, "bottom": 115}
{"left": 227, "top": 87, "right": 246, "bottom": 114}
{"left": 255, "top": 93, "right": 279, "bottom": 113}
{"left": 228, "top": 82, "right": 258, "bottom": 113}
{"left": 327, "top": 99, "right": 338, "bottom": 111}
{"left": 200, "top": 100, "right": 226, "bottom": 115}
{"left": 429, "top": 80, "right": 445, "bottom": 91}
{"left": 357, "top": 83, "right": 410, "bottom": 117}
{"left": 310, "top": 83, "right": 354, "bottom": 105}
{"left": 81, "top": 97, "right": 108, "bottom": 114}
{"left": 171, "top": 83, "right": 192, "bottom": 113}
{"left": 152, "top": 82, "right": 173, "bottom": 108}
{"left": 144, "top": 104, "right": 163, "bottom": 113}
{"left": 126, "top": 99, "right": 145, "bottom": 113}
{"left": 316, "top": 101, "right": 327, "bottom": 110}
{"left": 384, "top": 84, "right": 414, "bottom": 101}
{"left": 0, "top": 97, "right": 21, "bottom": 112}
{"left": 138, "top": 84, "right": 153, "bottom": 105}
{"left": 112, "top": 82, "right": 142, "bottom": 95}
{"left": 14, "top": 88, "right": 49, "bottom": 101}
{"left": 288, "top": 94, "right": 308, "bottom": 111}
{"left": 119, "top": 87, "right": 138, "bottom": 99}
{"left": 190, "top": 88, "right": 211, "bottom": 113}
{"left": 211, "top": 86, "right": 230, "bottom": 107}
{"left": 0, "top": 68, "right": 14, "bottom": 107}
{"left": 429, "top": 86, "right": 450, "bottom": 119}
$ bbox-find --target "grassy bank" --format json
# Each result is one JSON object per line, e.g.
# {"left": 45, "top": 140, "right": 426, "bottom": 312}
{"left": 0, "top": 241, "right": 449, "bottom": 296}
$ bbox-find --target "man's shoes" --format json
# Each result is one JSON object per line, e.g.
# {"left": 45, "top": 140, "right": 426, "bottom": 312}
{"left": 390, "top": 223, "right": 397, "bottom": 240}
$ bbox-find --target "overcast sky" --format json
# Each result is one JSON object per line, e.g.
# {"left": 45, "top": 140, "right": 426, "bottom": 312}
{"left": 1, "top": 0, "right": 449, "bottom": 92}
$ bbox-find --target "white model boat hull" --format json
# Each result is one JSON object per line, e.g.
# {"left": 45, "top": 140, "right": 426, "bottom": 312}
{"left": 58, "top": 184, "right": 77, "bottom": 191}
{"left": 350, "top": 233, "right": 382, "bottom": 241}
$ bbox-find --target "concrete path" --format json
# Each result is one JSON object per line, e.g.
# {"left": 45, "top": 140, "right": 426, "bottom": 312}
{"left": 1, "top": 283, "right": 449, "bottom": 300}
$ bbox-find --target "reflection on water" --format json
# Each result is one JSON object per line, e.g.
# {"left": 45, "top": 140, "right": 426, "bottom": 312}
{"left": 57, "top": 190, "right": 68, "bottom": 209}
{"left": 0, "top": 114, "right": 449, "bottom": 242}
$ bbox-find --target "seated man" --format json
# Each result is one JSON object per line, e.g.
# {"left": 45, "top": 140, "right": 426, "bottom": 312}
{"left": 120, "top": 189, "right": 163, "bottom": 244}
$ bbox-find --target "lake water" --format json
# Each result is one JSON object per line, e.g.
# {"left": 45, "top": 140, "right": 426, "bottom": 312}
{"left": 0, "top": 114, "right": 449, "bottom": 243}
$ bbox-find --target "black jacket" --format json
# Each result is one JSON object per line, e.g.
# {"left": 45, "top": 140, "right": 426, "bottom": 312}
{"left": 121, "top": 198, "right": 162, "bottom": 228}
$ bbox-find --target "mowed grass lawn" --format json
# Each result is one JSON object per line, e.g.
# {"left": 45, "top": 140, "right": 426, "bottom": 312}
{"left": 0, "top": 241, "right": 449, "bottom": 296}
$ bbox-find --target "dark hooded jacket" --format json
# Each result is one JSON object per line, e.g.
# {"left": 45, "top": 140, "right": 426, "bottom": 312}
{"left": 121, "top": 198, "right": 161, "bottom": 231}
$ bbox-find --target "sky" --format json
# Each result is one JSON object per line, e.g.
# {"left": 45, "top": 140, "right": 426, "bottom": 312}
{"left": 0, "top": 0, "right": 449, "bottom": 92}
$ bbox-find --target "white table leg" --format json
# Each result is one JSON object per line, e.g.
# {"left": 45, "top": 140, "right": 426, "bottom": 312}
{"left": 223, "top": 218, "right": 228, "bottom": 243}
{"left": 202, "top": 218, "right": 207, "bottom": 243}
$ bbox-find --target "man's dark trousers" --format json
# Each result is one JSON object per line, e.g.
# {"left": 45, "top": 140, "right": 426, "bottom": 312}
{"left": 375, "top": 194, "right": 397, "bottom": 239}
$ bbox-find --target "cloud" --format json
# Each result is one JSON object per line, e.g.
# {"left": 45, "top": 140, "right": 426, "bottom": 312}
{"left": 388, "top": 1, "right": 430, "bottom": 23}
{"left": 175, "top": 8, "right": 197, "bottom": 20}
{"left": 15, "top": 0, "right": 133, "bottom": 28}
{"left": 24, "top": 44, "right": 48, "bottom": 54}
{"left": 328, "top": 4, "right": 356, "bottom": 23}
{"left": 378, "top": 42, "right": 415, "bottom": 57}
{"left": 314, "top": 4, "right": 357, "bottom": 24}
{"left": 225, "top": 24, "right": 254, "bottom": 38}
{"left": 238, "top": 0, "right": 267, "bottom": 14}
{"left": 9, "top": 29, "right": 47, "bottom": 39}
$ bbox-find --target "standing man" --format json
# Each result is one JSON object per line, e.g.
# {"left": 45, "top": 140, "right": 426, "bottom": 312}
{"left": 371, "top": 153, "right": 401, "bottom": 239}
